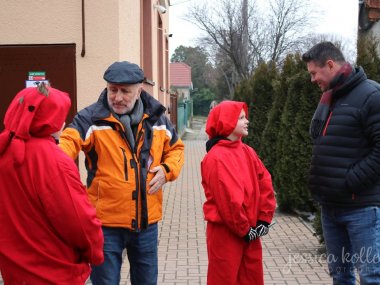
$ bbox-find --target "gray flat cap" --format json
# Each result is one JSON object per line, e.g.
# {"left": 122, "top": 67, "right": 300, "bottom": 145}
{"left": 103, "top": 61, "right": 144, "bottom": 84}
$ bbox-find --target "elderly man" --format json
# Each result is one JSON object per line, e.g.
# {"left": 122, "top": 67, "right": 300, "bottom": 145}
{"left": 60, "top": 61, "right": 185, "bottom": 285}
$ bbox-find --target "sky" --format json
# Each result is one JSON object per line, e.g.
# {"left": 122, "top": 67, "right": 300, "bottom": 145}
{"left": 168, "top": 0, "right": 358, "bottom": 57}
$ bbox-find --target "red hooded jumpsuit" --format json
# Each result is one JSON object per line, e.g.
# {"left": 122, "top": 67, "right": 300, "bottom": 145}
{"left": 201, "top": 101, "right": 276, "bottom": 285}
{"left": 0, "top": 86, "right": 104, "bottom": 284}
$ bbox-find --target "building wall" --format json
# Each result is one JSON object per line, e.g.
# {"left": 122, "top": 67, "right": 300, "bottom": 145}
{"left": 0, "top": 0, "right": 144, "bottom": 107}
{"left": 0, "top": 0, "right": 170, "bottom": 182}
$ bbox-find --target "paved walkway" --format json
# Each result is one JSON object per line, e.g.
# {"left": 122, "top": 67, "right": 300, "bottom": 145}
{"left": 118, "top": 116, "right": 333, "bottom": 284}
{"left": 0, "top": 117, "right": 336, "bottom": 285}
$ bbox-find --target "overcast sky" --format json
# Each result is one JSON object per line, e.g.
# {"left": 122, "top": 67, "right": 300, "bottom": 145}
{"left": 168, "top": 0, "right": 358, "bottom": 57}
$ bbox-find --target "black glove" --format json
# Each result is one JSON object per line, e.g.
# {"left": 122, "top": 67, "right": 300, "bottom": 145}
{"left": 255, "top": 220, "right": 270, "bottom": 237}
{"left": 244, "top": 227, "right": 258, "bottom": 243}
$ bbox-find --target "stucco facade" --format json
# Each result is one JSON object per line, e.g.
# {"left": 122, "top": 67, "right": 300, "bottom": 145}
{"left": 0, "top": 0, "right": 170, "bottom": 107}
{"left": 0, "top": 0, "right": 171, "bottom": 181}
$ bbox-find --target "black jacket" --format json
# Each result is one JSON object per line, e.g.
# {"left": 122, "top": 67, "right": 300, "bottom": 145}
{"left": 309, "top": 66, "right": 380, "bottom": 207}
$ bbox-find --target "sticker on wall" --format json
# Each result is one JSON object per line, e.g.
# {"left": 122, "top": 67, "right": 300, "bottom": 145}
{"left": 26, "top": 71, "right": 49, "bottom": 88}
{"left": 28, "top": 71, "right": 46, "bottom": 80}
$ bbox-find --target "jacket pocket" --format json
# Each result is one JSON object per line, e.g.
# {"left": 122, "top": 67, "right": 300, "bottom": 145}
{"left": 120, "top": 147, "right": 128, "bottom": 181}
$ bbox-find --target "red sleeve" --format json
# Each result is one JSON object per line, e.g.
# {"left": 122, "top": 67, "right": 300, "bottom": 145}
{"left": 256, "top": 157, "right": 277, "bottom": 224}
{"left": 39, "top": 152, "right": 104, "bottom": 265}
{"left": 204, "top": 158, "right": 250, "bottom": 237}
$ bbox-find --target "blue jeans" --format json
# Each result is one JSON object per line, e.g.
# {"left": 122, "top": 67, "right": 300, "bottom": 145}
{"left": 321, "top": 206, "right": 380, "bottom": 285}
{"left": 90, "top": 224, "right": 158, "bottom": 285}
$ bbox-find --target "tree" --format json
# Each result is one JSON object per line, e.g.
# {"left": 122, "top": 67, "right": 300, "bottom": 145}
{"left": 260, "top": 55, "right": 296, "bottom": 173}
{"left": 211, "top": 49, "right": 243, "bottom": 99}
{"left": 300, "top": 33, "right": 357, "bottom": 64}
{"left": 234, "top": 62, "right": 277, "bottom": 151}
{"left": 273, "top": 54, "right": 319, "bottom": 212}
{"left": 192, "top": 88, "right": 215, "bottom": 116}
{"left": 187, "top": 0, "right": 254, "bottom": 81}
{"left": 171, "top": 45, "right": 218, "bottom": 115}
{"left": 187, "top": 0, "right": 312, "bottom": 86}
{"left": 263, "top": 0, "right": 311, "bottom": 63}
{"left": 357, "top": 32, "right": 380, "bottom": 82}
{"left": 171, "top": 45, "right": 216, "bottom": 90}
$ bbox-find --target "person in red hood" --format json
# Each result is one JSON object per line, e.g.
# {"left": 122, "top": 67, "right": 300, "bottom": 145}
{"left": 201, "top": 100, "right": 276, "bottom": 285}
{"left": 0, "top": 83, "right": 104, "bottom": 284}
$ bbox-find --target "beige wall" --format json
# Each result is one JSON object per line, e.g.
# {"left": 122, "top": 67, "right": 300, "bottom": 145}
{"left": 0, "top": 0, "right": 170, "bottom": 105}
{"left": 0, "top": 0, "right": 145, "bottom": 107}
{"left": 147, "top": 0, "right": 171, "bottom": 110}
{"left": 0, "top": 0, "right": 170, "bottom": 181}
{"left": 119, "top": 0, "right": 141, "bottom": 64}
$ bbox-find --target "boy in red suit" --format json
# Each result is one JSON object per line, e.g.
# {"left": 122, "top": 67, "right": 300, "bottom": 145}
{"left": 201, "top": 100, "right": 276, "bottom": 285}
{"left": 0, "top": 84, "right": 104, "bottom": 284}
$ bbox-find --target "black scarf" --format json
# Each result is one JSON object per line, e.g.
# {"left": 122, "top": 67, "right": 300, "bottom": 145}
{"left": 111, "top": 99, "right": 143, "bottom": 152}
{"left": 206, "top": 136, "right": 230, "bottom": 152}
{"left": 309, "top": 63, "right": 353, "bottom": 139}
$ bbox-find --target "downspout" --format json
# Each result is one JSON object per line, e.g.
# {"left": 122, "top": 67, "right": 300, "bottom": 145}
{"left": 81, "top": 0, "right": 86, "bottom": 57}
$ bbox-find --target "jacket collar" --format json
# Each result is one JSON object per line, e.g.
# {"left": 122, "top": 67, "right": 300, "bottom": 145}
{"left": 91, "top": 89, "right": 166, "bottom": 123}
{"left": 333, "top": 66, "right": 367, "bottom": 99}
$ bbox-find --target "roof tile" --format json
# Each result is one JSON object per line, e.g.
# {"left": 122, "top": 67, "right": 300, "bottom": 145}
{"left": 170, "top": 62, "right": 192, "bottom": 87}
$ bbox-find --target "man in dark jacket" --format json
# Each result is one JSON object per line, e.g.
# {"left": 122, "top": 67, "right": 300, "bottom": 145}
{"left": 302, "top": 41, "right": 380, "bottom": 284}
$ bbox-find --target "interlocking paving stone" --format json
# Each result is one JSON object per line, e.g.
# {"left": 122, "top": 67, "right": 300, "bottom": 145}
{"left": 1, "top": 117, "right": 359, "bottom": 285}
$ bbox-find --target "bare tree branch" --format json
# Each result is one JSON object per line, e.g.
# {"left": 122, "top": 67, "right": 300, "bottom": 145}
{"left": 185, "top": 0, "right": 314, "bottom": 96}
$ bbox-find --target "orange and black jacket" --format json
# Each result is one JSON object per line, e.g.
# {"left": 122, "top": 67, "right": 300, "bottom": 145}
{"left": 60, "top": 89, "right": 184, "bottom": 231}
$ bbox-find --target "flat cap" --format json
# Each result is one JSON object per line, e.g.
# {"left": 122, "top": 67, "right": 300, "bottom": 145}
{"left": 103, "top": 61, "right": 145, "bottom": 84}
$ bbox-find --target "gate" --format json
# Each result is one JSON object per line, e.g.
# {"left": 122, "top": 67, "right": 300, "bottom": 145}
{"left": 170, "top": 93, "right": 178, "bottom": 131}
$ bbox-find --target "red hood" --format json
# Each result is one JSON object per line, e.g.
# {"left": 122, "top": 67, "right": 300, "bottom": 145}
{"left": 206, "top": 100, "right": 248, "bottom": 139}
{"left": 0, "top": 86, "right": 71, "bottom": 164}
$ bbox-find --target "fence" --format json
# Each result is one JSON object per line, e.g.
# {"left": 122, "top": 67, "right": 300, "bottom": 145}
{"left": 177, "top": 99, "right": 193, "bottom": 137}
